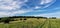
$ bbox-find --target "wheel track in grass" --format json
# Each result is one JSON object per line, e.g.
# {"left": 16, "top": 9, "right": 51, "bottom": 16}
{"left": 48, "top": 19, "right": 58, "bottom": 28}
{"left": 39, "top": 19, "right": 48, "bottom": 28}
{"left": 56, "top": 19, "right": 59, "bottom": 28}
{"left": 23, "top": 19, "right": 47, "bottom": 28}
{"left": 1, "top": 19, "right": 60, "bottom": 28}
{"left": 33, "top": 19, "right": 47, "bottom": 28}
{"left": 56, "top": 19, "right": 60, "bottom": 28}
{"left": 48, "top": 19, "right": 51, "bottom": 28}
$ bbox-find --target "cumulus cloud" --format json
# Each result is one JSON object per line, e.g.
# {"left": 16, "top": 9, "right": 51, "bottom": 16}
{"left": 0, "top": 0, "right": 28, "bottom": 10}
{"left": 40, "top": 0, "right": 52, "bottom": 4}
{"left": 0, "top": 0, "right": 29, "bottom": 17}
{"left": 31, "top": 0, "right": 56, "bottom": 9}
{"left": 0, "top": 12, "right": 10, "bottom": 17}
{"left": 40, "top": 0, "right": 56, "bottom": 8}
{"left": 0, "top": 10, "right": 32, "bottom": 17}
{"left": 10, "top": 10, "right": 32, "bottom": 15}
{"left": 0, "top": 0, "right": 56, "bottom": 17}
{"left": 34, "top": 6, "right": 41, "bottom": 9}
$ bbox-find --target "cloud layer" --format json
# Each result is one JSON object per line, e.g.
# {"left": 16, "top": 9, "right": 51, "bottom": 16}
{"left": 0, "top": 0, "right": 56, "bottom": 17}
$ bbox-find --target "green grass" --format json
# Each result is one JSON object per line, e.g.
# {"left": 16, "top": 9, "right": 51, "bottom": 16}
{"left": 0, "top": 19, "right": 60, "bottom": 28}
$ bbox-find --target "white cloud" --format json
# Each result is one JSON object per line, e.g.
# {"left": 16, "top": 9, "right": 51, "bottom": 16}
{"left": 0, "top": 0, "right": 30, "bottom": 17}
{"left": 10, "top": 10, "right": 32, "bottom": 15}
{"left": 40, "top": 0, "right": 53, "bottom": 4}
{"left": 40, "top": 0, "right": 56, "bottom": 8}
{"left": 0, "top": 0, "right": 28, "bottom": 10}
{"left": 0, "top": 10, "right": 32, "bottom": 17}
{"left": 34, "top": 6, "right": 41, "bottom": 9}
{"left": 0, "top": 0, "right": 57, "bottom": 17}
{"left": 33, "top": 11, "right": 60, "bottom": 18}
{"left": 0, "top": 12, "right": 10, "bottom": 17}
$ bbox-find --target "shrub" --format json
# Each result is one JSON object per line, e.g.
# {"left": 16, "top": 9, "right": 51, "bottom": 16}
{"left": 4, "top": 19, "right": 10, "bottom": 24}
{"left": 37, "top": 18, "right": 39, "bottom": 19}
{"left": 20, "top": 18, "right": 22, "bottom": 20}
{"left": 24, "top": 18, "right": 27, "bottom": 20}
{"left": 1, "top": 17, "right": 10, "bottom": 24}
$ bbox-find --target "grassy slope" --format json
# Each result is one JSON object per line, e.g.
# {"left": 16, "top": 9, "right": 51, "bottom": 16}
{"left": 0, "top": 19, "right": 60, "bottom": 28}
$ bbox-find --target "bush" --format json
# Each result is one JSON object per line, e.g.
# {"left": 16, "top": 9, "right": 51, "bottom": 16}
{"left": 24, "top": 18, "right": 27, "bottom": 20}
{"left": 20, "top": 18, "right": 22, "bottom": 20}
{"left": 37, "top": 18, "right": 39, "bottom": 19}
{"left": 4, "top": 19, "right": 10, "bottom": 24}
{"left": 1, "top": 17, "right": 10, "bottom": 23}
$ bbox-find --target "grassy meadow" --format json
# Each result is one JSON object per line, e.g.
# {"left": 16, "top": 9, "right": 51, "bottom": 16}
{"left": 0, "top": 18, "right": 60, "bottom": 28}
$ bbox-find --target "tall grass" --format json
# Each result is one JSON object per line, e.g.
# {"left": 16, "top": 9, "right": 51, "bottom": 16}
{"left": 0, "top": 19, "right": 60, "bottom": 28}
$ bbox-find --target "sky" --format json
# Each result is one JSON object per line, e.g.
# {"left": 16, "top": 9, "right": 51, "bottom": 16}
{"left": 0, "top": 0, "right": 60, "bottom": 18}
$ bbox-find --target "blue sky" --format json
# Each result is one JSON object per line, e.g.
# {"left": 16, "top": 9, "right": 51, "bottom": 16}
{"left": 0, "top": 0, "right": 60, "bottom": 18}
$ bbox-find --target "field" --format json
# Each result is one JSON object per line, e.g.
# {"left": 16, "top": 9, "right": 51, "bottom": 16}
{"left": 0, "top": 18, "right": 60, "bottom": 28}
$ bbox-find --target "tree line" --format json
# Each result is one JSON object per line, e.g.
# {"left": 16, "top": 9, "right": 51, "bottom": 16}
{"left": 0, "top": 16, "right": 56, "bottom": 24}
